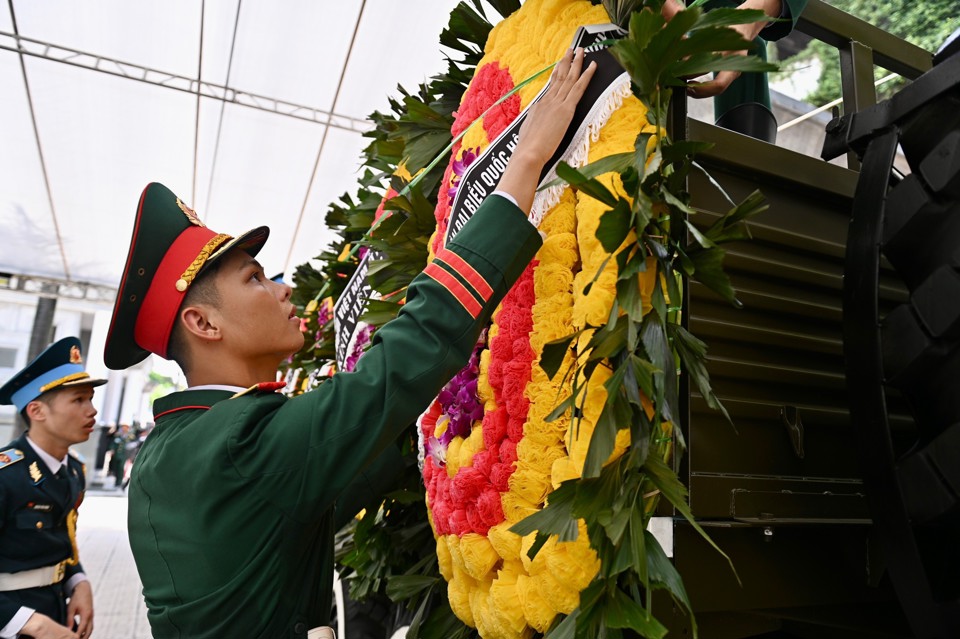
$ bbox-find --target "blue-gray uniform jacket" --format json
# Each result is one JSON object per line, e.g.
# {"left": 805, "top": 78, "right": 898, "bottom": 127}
{"left": 0, "top": 433, "right": 85, "bottom": 628}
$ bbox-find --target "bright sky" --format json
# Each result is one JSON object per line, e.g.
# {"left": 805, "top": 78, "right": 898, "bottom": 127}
{"left": 1, "top": 0, "right": 828, "bottom": 295}
{"left": 0, "top": 0, "right": 463, "bottom": 287}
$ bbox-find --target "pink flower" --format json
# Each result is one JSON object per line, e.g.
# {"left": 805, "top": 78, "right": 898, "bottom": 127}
{"left": 344, "top": 324, "right": 376, "bottom": 372}
{"left": 426, "top": 436, "right": 447, "bottom": 466}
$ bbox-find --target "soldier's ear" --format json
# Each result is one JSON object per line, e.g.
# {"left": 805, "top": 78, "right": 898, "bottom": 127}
{"left": 179, "top": 305, "right": 223, "bottom": 344}
{"left": 25, "top": 400, "right": 47, "bottom": 423}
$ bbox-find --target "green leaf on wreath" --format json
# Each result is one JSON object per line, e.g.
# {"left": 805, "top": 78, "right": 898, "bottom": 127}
{"left": 670, "top": 323, "right": 731, "bottom": 424}
{"left": 439, "top": 2, "right": 492, "bottom": 57}
{"left": 540, "top": 330, "right": 583, "bottom": 380}
{"left": 669, "top": 52, "right": 778, "bottom": 82}
{"left": 545, "top": 606, "right": 579, "bottom": 639}
{"left": 645, "top": 6, "right": 703, "bottom": 81}
{"left": 687, "top": 245, "right": 741, "bottom": 307}
{"left": 545, "top": 391, "right": 580, "bottom": 423}
{"left": 556, "top": 161, "right": 620, "bottom": 207}
{"left": 587, "top": 317, "right": 628, "bottom": 361}
{"left": 629, "top": 506, "right": 649, "bottom": 585}
{"left": 609, "top": 9, "right": 663, "bottom": 96}
{"left": 602, "top": 0, "right": 645, "bottom": 29}
{"left": 688, "top": 6, "right": 775, "bottom": 32}
{"left": 617, "top": 246, "right": 649, "bottom": 281}
{"left": 604, "top": 586, "right": 668, "bottom": 637}
{"left": 510, "top": 479, "right": 579, "bottom": 545}
{"left": 684, "top": 218, "right": 716, "bottom": 249}
{"left": 386, "top": 574, "right": 438, "bottom": 601}
{"left": 704, "top": 188, "right": 767, "bottom": 244}
{"left": 676, "top": 19, "right": 755, "bottom": 57}
{"left": 629, "top": 354, "right": 659, "bottom": 401}
{"left": 615, "top": 277, "right": 646, "bottom": 321}
{"left": 582, "top": 400, "right": 619, "bottom": 478}
{"left": 645, "top": 529, "right": 695, "bottom": 629}
{"left": 645, "top": 455, "right": 738, "bottom": 583}
{"left": 597, "top": 200, "right": 633, "bottom": 253}
{"left": 540, "top": 152, "right": 634, "bottom": 190}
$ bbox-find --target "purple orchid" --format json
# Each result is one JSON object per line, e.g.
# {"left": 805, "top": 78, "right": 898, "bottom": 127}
{"left": 448, "top": 148, "right": 479, "bottom": 205}
{"left": 436, "top": 330, "right": 486, "bottom": 446}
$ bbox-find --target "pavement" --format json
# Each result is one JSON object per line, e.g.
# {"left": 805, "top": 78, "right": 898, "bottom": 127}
{"left": 77, "top": 489, "right": 151, "bottom": 639}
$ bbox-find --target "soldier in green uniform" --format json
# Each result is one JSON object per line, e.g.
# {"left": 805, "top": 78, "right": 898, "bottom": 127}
{"left": 665, "top": 0, "right": 809, "bottom": 141}
{"left": 104, "top": 48, "right": 597, "bottom": 639}
{"left": 0, "top": 337, "right": 104, "bottom": 639}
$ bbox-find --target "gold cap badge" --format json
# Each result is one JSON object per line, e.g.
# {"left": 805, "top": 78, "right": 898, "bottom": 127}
{"left": 176, "top": 198, "right": 206, "bottom": 228}
{"left": 69, "top": 345, "right": 82, "bottom": 364}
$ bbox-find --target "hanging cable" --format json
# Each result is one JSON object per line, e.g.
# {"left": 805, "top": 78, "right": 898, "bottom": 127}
{"left": 8, "top": 0, "right": 71, "bottom": 280}
{"left": 191, "top": 0, "right": 206, "bottom": 205}
{"left": 282, "top": 0, "right": 368, "bottom": 275}
{"left": 202, "top": 0, "right": 243, "bottom": 220}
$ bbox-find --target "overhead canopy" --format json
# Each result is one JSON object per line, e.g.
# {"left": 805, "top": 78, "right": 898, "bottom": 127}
{"left": 0, "top": 0, "right": 466, "bottom": 288}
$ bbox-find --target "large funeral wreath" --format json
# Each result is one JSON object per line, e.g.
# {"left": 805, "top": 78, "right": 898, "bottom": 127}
{"left": 282, "top": 1, "right": 774, "bottom": 636}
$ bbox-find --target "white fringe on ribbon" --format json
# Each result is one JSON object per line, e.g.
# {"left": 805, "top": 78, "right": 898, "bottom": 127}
{"left": 416, "top": 406, "right": 428, "bottom": 472}
{"left": 528, "top": 72, "right": 633, "bottom": 228}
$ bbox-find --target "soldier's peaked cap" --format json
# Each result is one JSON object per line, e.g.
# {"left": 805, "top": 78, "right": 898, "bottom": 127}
{"left": 104, "top": 182, "right": 269, "bottom": 370}
{"left": 0, "top": 337, "right": 107, "bottom": 412}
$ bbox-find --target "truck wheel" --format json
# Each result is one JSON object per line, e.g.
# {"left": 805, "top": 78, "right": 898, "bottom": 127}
{"left": 843, "top": 49, "right": 960, "bottom": 637}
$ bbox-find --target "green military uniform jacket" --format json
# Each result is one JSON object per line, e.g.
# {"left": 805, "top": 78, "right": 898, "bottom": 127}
{"left": 128, "top": 195, "right": 542, "bottom": 639}
{"left": 707, "top": 0, "right": 809, "bottom": 120}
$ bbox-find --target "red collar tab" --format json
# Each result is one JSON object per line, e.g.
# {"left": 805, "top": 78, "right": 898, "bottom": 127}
{"left": 229, "top": 381, "right": 287, "bottom": 399}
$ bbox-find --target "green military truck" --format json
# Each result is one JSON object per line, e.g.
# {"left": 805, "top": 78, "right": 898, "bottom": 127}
{"left": 661, "top": 2, "right": 960, "bottom": 636}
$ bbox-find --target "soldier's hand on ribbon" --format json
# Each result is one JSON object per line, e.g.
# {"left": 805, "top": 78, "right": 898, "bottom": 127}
{"left": 19, "top": 611, "right": 80, "bottom": 639}
{"left": 517, "top": 47, "right": 597, "bottom": 167}
{"left": 498, "top": 47, "right": 597, "bottom": 213}
{"left": 67, "top": 579, "right": 95, "bottom": 637}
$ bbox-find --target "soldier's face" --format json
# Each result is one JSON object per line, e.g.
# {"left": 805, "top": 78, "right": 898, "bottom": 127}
{"left": 30, "top": 386, "right": 97, "bottom": 446}
{"left": 211, "top": 249, "right": 305, "bottom": 362}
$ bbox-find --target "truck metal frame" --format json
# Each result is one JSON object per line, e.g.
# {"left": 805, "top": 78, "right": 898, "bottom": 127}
{"left": 661, "top": 2, "right": 959, "bottom": 636}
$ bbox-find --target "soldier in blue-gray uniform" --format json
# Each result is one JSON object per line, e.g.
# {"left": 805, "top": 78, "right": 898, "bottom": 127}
{"left": 0, "top": 338, "right": 105, "bottom": 639}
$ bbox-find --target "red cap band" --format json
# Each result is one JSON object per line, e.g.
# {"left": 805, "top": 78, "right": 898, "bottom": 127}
{"left": 134, "top": 225, "right": 222, "bottom": 358}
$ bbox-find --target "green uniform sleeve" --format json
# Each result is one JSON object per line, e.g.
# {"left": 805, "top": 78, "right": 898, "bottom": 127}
{"left": 230, "top": 195, "right": 542, "bottom": 521}
{"left": 333, "top": 444, "right": 407, "bottom": 530}
{"left": 760, "top": 0, "right": 808, "bottom": 42}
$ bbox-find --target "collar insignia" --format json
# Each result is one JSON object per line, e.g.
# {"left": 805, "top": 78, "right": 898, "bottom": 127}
{"left": 29, "top": 461, "right": 43, "bottom": 483}
{"left": 176, "top": 198, "right": 206, "bottom": 228}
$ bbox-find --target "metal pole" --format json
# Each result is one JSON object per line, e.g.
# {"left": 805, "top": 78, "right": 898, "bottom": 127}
{"left": 17, "top": 294, "right": 57, "bottom": 434}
